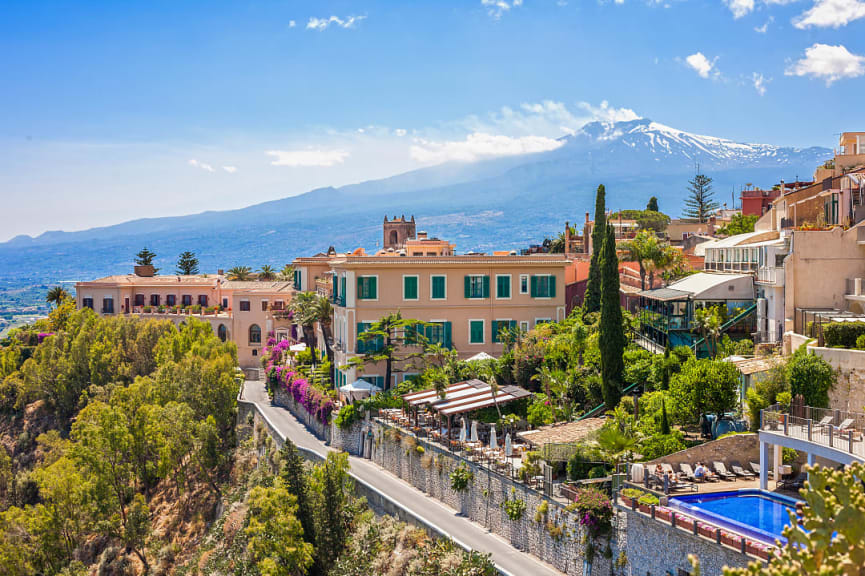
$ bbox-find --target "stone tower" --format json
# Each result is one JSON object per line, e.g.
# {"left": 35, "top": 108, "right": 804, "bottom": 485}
{"left": 383, "top": 215, "right": 416, "bottom": 250}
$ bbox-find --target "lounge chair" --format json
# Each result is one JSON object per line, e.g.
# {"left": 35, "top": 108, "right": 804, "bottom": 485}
{"left": 713, "top": 461, "right": 736, "bottom": 481}
{"left": 749, "top": 461, "right": 773, "bottom": 478}
{"left": 730, "top": 461, "right": 756, "bottom": 479}
{"left": 778, "top": 472, "right": 807, "bottom": 491}
{"left": 815, "top": 415, "right": 833, "bottom": 431}
{"left": 679, "top": 463, "right": 696, "bottom": 482}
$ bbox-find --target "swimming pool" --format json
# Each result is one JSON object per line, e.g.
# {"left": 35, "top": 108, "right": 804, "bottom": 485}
{"left": 669, "top": 490, "right": 800, "bottom": 545}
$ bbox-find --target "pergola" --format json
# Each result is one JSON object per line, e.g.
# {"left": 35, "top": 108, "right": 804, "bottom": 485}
{"left": 402, "top": 379, "right": 531, "bottom": 440}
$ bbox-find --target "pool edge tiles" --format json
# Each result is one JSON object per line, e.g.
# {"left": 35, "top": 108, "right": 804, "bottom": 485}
{"left": 668, "top": 489, "right": 801, "bottom": 546}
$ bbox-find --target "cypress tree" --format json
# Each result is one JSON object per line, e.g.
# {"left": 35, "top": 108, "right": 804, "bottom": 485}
{"left": 647, "top": 196, "right": 659, "bottom": 212}
{"left": 599, "top": 223, "right": 625, "bottom": 409}
{"left": 280, "top": 440, "right": 315, "bottom": 547}
{"left": 583, "top": 184, "right": 607, "bottom": 313}
{"left": 660, "top": 400, "right": 671, "bottom": 435}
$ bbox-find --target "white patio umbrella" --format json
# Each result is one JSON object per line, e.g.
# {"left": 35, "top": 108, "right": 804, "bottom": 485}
{"left": 289, "top": 343, "right": 307, "bottom": 352}
{"left": 505, "top": 433, "right": 512, "bottom": 457}
{"left": 470, "top": 420, "right": 478, "bottom": 443}
{"left": 489, "top": 424, "right": 497, "bottom": 450}
{"left": 458, "top": 418, "right": 467, "bottom": 443}
{"left": 466, "top": 351, "right": 495, "bottom": 362}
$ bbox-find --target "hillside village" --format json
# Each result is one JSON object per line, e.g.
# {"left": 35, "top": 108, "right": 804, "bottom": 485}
{"left": 4, "top": 129, "right": 849, "bottom": 575}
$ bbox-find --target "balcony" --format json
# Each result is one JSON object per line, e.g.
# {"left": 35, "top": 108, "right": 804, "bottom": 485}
{"left": 755, "top": 266, "right": 784, "bottom": 285}
{"left": 133, "top": 306, "right": 231, "bottom": 318}
{"left": 761, "top": 404, "right": 865, "bottom": 463}
{"left": 704, "top": 262, "right": 757, "bottom": 274}
{"left": 846, "top": 278, "right": 865, "bottom": 302}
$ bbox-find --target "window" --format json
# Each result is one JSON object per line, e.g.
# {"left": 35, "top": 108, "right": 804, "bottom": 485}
{"left": 252, "top": 349, "right": 258, "bottom": 357}
{"left": 261, "top": 300, "right": 269, "bottom": 312}
{"left": 496, "top": 275, "right": 511, "bottom": 299}
{"left": 356, "top": 322, "right": 384, "bottom": 354}
{"left": 403, "top": 275, "right": 419, "bottom": 300}
{"left": 82, "top": 297, "right": 94, "bottom": 309}
{"left": 198, "top": 295, "right": 208, "bottom": 307}
{"left": 530, "top": 275, "right": 556, "bottom": 298}
{"left": 535, "top": 318, "right": 552, "bottom": 326}
{"left": 222, "top": 298, "right": 229, "bottom": 308}
{"left": 293, "top": 269, "right": 302, "bottom": 290}
{"left": 357, "top": 276, "right": 378, "bottom": 300}
{"left": 181, "top": 295, "right": 192, "bottom": 307}
{"left": 469, "top": 320, "right": 485, "bottom": 344}
{"left": 340, "top": 276, "right": 346, "bottom": 301}
{"left": 134, "top": 294, "right": 145, "bottom": 307}
{"left": 431, "top": 275, "right": 447, "bottom": 300}
{"left": 249, "top": 324, "right": 261, "bottom": 344}
{"left": 102, "top": 298, "right": 114, "bottom": 314}
{"left": 425, "top": 321, "right": 452, "bottom": 348}
{"left": 493, "top": 319, "right": 516, "bottom": 343}
{"left": 166, "top": 294, "right": 176, "bottom": 306}
{"left": 239, "top": 300, "right": 250, "bottom": 311}
{"left": 364, "top": 375, "right": 385, "bottom": 390}
{"left": 519, "top": 320, "right": 529, "bottom": 332}
{"left": 519, "top": 274, "right": 529, "bottom": 294}
{"left": 150, "top": 294, "right": 160, "bottom": 306}
{"left": 464, "top": 275, "right": 489, "bottom": 299}
{"left": 217, "top": 324, "right": 227, "bottom": 342}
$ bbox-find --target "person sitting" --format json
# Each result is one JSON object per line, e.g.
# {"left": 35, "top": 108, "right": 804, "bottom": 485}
{"left": 694, "top": 462, "right": 709, "bottom": 482}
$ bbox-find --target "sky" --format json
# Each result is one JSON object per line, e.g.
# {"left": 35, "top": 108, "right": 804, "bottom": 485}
{"left": 1, "top": 0, "right": 864, "bottom": 241}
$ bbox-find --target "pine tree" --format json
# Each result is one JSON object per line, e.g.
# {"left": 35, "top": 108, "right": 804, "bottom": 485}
{"left": 682, "top": 173, "right": 719, "bottom": 223}
{"left": 134, "top": 247, "right": 159, "bottom": 274}
{"left": 583, "top": 184, "right": 607, "bottom": 313}
{"left": 646, "top": 196, "right": 659, "bottom": 212}
{"left": 599, "top": 223, "right": 625, "bottom": 409}
{"left": 175, "top": 251, "right": 199, "bottom": 275}
{"left": 280, "top": 440, "right": 315, "bottom": 548}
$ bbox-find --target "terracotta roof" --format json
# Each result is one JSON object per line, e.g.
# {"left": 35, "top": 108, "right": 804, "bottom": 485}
{"left": 517, "top": 418, "right": 605, "bottom": 447}
{"left": 725, "top": 355, "right": 783, "bottom": 375}
{"left": 77, "top": 275, "right": 221, "bottom": 286}
{"left": 331, "top": 255, "right": 570, "bottom": 266}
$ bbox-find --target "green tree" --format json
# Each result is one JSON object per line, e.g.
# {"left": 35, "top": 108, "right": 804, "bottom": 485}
{"left": 668, "top": 358, "right": 739, "bottom": 424}
{"left": 135, "top": 247, "right": 159, "bottom": 274}
{"left": 584, "top": 184, "right": 607, "bottom": 313}
{"left": 289, "top": 292, "right": 324, "bottom": 353}
{"left": 45, "top": 286, "right": 70, "bottom": 309}
{"left": 717, "top": 213, "right": 758, "bottom": 236}
{"left": 694, "top": 305, "right": 723, "bottom": 358}
{"left": 660, "top": 400, "right": 671, "bottom": 435}
{"left": 124, "top": 494, "right": 151, "bottom": 573}
{"left": 682, "top": 173, "right": 718, "bottom": 222}
{"left": 595, "top": 426, "right": 636, "bottom": 467}
{"left": 245, "top": 478, "right": 314, "bottom": 576}
{"left": 722, "top": 462, "right": 865, "bottom": 576}
{"left": 279, "top": 264, "right": 295, "bottom": 281}
{"left": 548, "top": 231, "right": 567, "bottom": 254}
{"left": 623, "top": 230, "right": 661, "bottom": 290}
{"left": 348, "top": 311, "right": 427, "bottom": 391}
{"left": 646, "top": 196, "right": 659, "bottom": 212}
{"left": 258, "top": 265, "right": 277, "bottom": 280}
{"left": 599, "top": 224, "right": 625, "bottom": 409}
{"left": 280, "top": 440, "right": 315, "bottom": 548}
{"left": 226, "top": 266, "right": 252, "bottom": 281}
{"left": 787, "top": 346, "right": 834, "bottom": 407}
{"left": 175, "top": 251, "right": 199, "bottom": 275}
{"left": 312, "top": 452, "right": 356, "bottom": 573}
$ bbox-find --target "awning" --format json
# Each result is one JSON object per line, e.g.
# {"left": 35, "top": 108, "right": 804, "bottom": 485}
{"left": 638, "top": 287, "right": 690, "bottom": 301}
{"left": 289, "top": 343, "right": 307, "bottom": 352}
{"left": 401, "top": 379, "right": 530, "bottom": 415}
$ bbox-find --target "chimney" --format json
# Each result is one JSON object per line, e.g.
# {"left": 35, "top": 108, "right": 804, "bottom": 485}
{"left": 564, "top": 221, "right": 571, "bottom": 253}
{"left": 708, "top": 216, "right": 716, "bottom": 236}
{"left": 417, "top": 231, "right": 428, "bottom": 240}
{"left": 218, "top": 269, "right": 224, "bottom": 276}
{"left": 133, "top": 265, "right": 155, "bottom": 277}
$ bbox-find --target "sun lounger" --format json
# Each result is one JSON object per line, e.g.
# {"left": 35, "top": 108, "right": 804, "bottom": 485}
{"left": 713, "top": 461, "right": 736, "bottom": 481}
{"left": 778, "top": 472, "right": 807, "bottom": 491}
{"left": 730, "top": 461, "right": 756, "bottom": 479}
{"left": 815, "top": 415, "right": 833, "bottom": 431}
{"left": 749, "top": 461, "right": 773, "bottom": 478}
{"left": 679, "top": 463, "right": 696, "bottom": 481}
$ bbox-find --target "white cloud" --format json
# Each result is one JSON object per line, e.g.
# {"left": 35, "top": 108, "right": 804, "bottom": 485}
{"left": 752, "top": 73, "right": 768, "bottom": 95}
{"left": 188, "top": 158, "right": 214, "bottom": 172}
{"left": 410, "top": 133, "right": 564, "bottom": 165}
{"left": 481, "top": 0, "right": 522, "bottom": 19}
{"left": 785, "top": 43, "right": 865, "bottom": 84}
{"left": 724, "top": 0, "right": 755, "bottom": 18}
{"left": 794, "top": 0, "right": 865, "bottom": 28}
{"left": 754, "top": 16, "right": 774, "bottom": 32}
{"left": 289, "top": 20, "right": 296, "bottom": 28}
{"left": 306, "top": 15, "right": 366, "bottom": 31}
{"left": 576, "top": 100, "right": 640, "bottom": 123}
{"left": 266, "top": 148, "right": 350, "bottom": 167}
{"left": 394, "top": 129, "right": 407, "bottom": 137}
{"left": 685, "top": 52, "right": 717, "bottom": 79}
{"left": 222, "top": 166, "right": 237, "bottom": 174}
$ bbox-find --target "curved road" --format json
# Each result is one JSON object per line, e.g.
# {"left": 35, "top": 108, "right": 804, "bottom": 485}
{"left": 241, "top": 379, "right": 564, "bottom": 576}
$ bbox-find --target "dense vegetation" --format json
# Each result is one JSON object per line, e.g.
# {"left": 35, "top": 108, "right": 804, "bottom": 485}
{"left": 0, "top": 299, "right": 241, "bottom": 575}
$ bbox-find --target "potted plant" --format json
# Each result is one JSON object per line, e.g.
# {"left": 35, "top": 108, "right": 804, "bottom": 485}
{"left": 157, "top": 305, "right": 165, "bottom": 313}
{"left": 190, "top": 304, "right": 202, "bottom": 314}
{"left": 142, "top": 305, "right": 152, "bottom": 313}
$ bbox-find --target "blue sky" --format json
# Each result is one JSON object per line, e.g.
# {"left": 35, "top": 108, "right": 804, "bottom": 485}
{"left": 1, "top": 0, "right": 863, "bottom": 240}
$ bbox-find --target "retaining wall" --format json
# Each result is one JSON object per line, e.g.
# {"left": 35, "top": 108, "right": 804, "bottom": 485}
{"left": 645, "top": 433, "right": 759, "bottom": 470}
{"left": 273, "top": 386, "right": 332, "bottom": 443}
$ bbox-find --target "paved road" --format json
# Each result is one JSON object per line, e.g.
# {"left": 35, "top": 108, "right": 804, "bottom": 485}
{"left": 241, "top": 379, "right": 565, "bottom": 576}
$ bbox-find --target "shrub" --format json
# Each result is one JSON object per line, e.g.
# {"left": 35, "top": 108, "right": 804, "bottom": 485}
{"left": 587, "top": 465, "right": 608, "bottom": 479}
{"left": 334, "top": 404, "right": 358, "bottom": 430}
{"left": 856, "top": 334, "right": 865, "bottom": 350}
{"left": 620, "top": 488, "right": 645, "bottom": 500}
{"left": 534, "top": 500, "right": 549, "bottom": 523}
{"left": 822, "top": 321, "right": 865, "bottom": 348}
{"left": 639, "top": 432, "right": 686, "bottom": 461}
{"left": 502, "top": 489, "right": 526, "bottom": 521}
{"left": 449, "top": 464, "right": 474, "bottom": 492}
{"left": 787, "top": 346, "right": 834, "bottom": 408}
{"left": 637, "top": 493, "right": 659, "bottom": 506}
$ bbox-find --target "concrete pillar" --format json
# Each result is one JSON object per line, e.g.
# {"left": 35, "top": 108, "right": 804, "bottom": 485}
{"left": 774, "top": 444, "right": 782, "bottom": 487}
{"left": 760, "top": 440, "right": 770, "bottom": 490}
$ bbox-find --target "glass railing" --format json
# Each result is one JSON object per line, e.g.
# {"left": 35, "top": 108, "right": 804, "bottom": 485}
{"left": 761, "top": 404, "right": 865, "bottom": 458}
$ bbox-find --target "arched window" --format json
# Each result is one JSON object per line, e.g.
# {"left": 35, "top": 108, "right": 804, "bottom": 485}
{"left": 217, "top": 324, "right": 227, "bottom": 342}
{"left": 389, "top": 230, "right": 399, "bottom": 246}
{"left": 249, "top": 324, "right": 261, "bottom": 344}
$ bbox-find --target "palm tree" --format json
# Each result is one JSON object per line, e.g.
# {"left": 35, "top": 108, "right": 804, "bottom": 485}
{"left": 623, "top": 231, "right": 661, "bottom": 290}
{"left": 313, "top": 295, "right": 334, "bottom": 363}
{"left": 694, "top": 305, "right": 722, "bottom": 357}
{"left": 279, "top": 264, "right": 295, "bottom": 281}
{"left": 595, "top": 426, "right": 637, "bottom": 469}
{"left": 226, "top": 266, "right": 252, "bottom": 281}
{"left": 648, "top": 244, "right": 689, "bottom": 288}
{"left": 289, "top": 291, "right": 320, "bottom": 351}
{"left": 46, "top": 286, "right": 70, "bottom": 308}
{"left": 258, "top": 265, "right": 277, "bottom": 280}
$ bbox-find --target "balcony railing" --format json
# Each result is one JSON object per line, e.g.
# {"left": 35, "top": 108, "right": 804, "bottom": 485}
{"left": 761, "top": 404, "right": 865, "bottom": 459}
{"left": 704, "top": 262, "right": 757, "bottom": 273}
{"left": 756, "top": 266, "right": 783, "bottom": 285}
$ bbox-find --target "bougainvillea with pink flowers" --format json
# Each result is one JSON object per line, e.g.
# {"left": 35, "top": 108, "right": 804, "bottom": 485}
{"left": 260, "top": 339, "right": 334, "bottom": 425}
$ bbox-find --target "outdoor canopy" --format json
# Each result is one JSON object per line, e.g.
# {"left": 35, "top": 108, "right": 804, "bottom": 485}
{"left": 466, "top": 351, "right": 495, "bottom": 362}
{"left": 339, "top": 378, "right": 382, "bottom": 402}
{"left": 401, "top": 379, "right": 530, "bottom": 417}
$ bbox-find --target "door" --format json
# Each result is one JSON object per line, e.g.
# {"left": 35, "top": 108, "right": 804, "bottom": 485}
{"left": 124, "top": 297, "right": 130, "bottom": 313}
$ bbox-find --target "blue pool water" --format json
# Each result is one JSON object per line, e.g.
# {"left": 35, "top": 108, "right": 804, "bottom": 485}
{"left": 670, "top": 490, "right": 800, "bottom": 544}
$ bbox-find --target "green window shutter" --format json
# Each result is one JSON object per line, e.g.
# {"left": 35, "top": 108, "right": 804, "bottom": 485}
{"left": 497, "top": 276, "right": 510, "bottom": 298}
{"left": 340, "top": 276, "right": 346, "bottom": 301}
{"left": 470, "top": 321, "right": 483, "bottom": 344}
{"left": 404, "top": 276, "right": 418, "bottom": 299}
{"left": 492, "top": 321, "right": 500, "bottom": 343}
{"left": 357, "top": 277, "right": 365, "bottom": 299}
{"left": 530, "top": 275, "right": 538, "bottom": 297}
{"left": 356, "top": 322, "right": 365, "bottom": 354}
{"left": 482, "top": 275, "right": 490, "bottom": 298}
{"left": 549, "top": 275, "right": 556, "bottom": 298}
{"left": 370, "top": 277, "right": 377, "bottom": 299}
{"left": 443, "top": 322, "right": 452, "bottom": 349}
{"left": 464, "top": 276, "right": 471, "bottom": 298}
{"left": 509, "top": 320, "right": 518, "bottom": 330}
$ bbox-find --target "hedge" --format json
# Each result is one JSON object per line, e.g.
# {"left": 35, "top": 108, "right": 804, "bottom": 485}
{"left": 822, "top": 321, "right": 865, "bottom": 348}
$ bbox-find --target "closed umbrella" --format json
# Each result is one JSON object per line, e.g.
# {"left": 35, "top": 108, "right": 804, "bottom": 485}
{"left": 505, "top": 433, "right": 512, "bottom": 457}
{"left": 470, "top": 420, "right": 478, "bottom": 443}
{"left": 458, "top": 418, "right": 467, "bottom": 443}
{"left": 489, "top": 424, "right": 497, "bottom": 450}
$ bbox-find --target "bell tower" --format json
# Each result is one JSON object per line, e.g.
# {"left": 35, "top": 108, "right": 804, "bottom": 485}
{"left": 383, "top": 215, "right": 416, "bottom": 250}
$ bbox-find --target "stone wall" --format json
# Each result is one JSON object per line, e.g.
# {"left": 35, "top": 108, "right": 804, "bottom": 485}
{"left": 622, "top": 508, "right": 753, "bottom": 576}
{"left": 273, "top": 386, "right": 332, "bottom": 443}
{"left": 366, "top": 420, "right": 615, "bottom": 576}
{"left": 809, "top": 345, "right": 865, "bottom": 413}
{"left": 645, "top": 433, "right": 759, "bottom": 470}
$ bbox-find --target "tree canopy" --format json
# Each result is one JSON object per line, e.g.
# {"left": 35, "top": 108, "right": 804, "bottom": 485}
{"left": 584, "top": 184, "right": 607, "bottom": 313}
{"left": 682, "top": 173, "right": 718, "bottom": 223}
{"left": 175, "top": 251, "right": 199, "bottom": 275}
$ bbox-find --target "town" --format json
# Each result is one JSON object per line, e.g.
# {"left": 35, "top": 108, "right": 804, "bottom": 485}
{"left": 8, "top": 129, "right": 852, "bottom": 575}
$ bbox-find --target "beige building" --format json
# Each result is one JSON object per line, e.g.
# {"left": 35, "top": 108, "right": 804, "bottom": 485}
{"left": 75, "top": 268, "right": 295, "bottom": 368}
{"left": 294, "top": 252, "right": 568, "bottom": 390}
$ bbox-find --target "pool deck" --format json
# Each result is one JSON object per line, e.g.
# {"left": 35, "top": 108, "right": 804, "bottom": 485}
{"left": 689, "top": 476, "right": 798, "bottom": 496}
